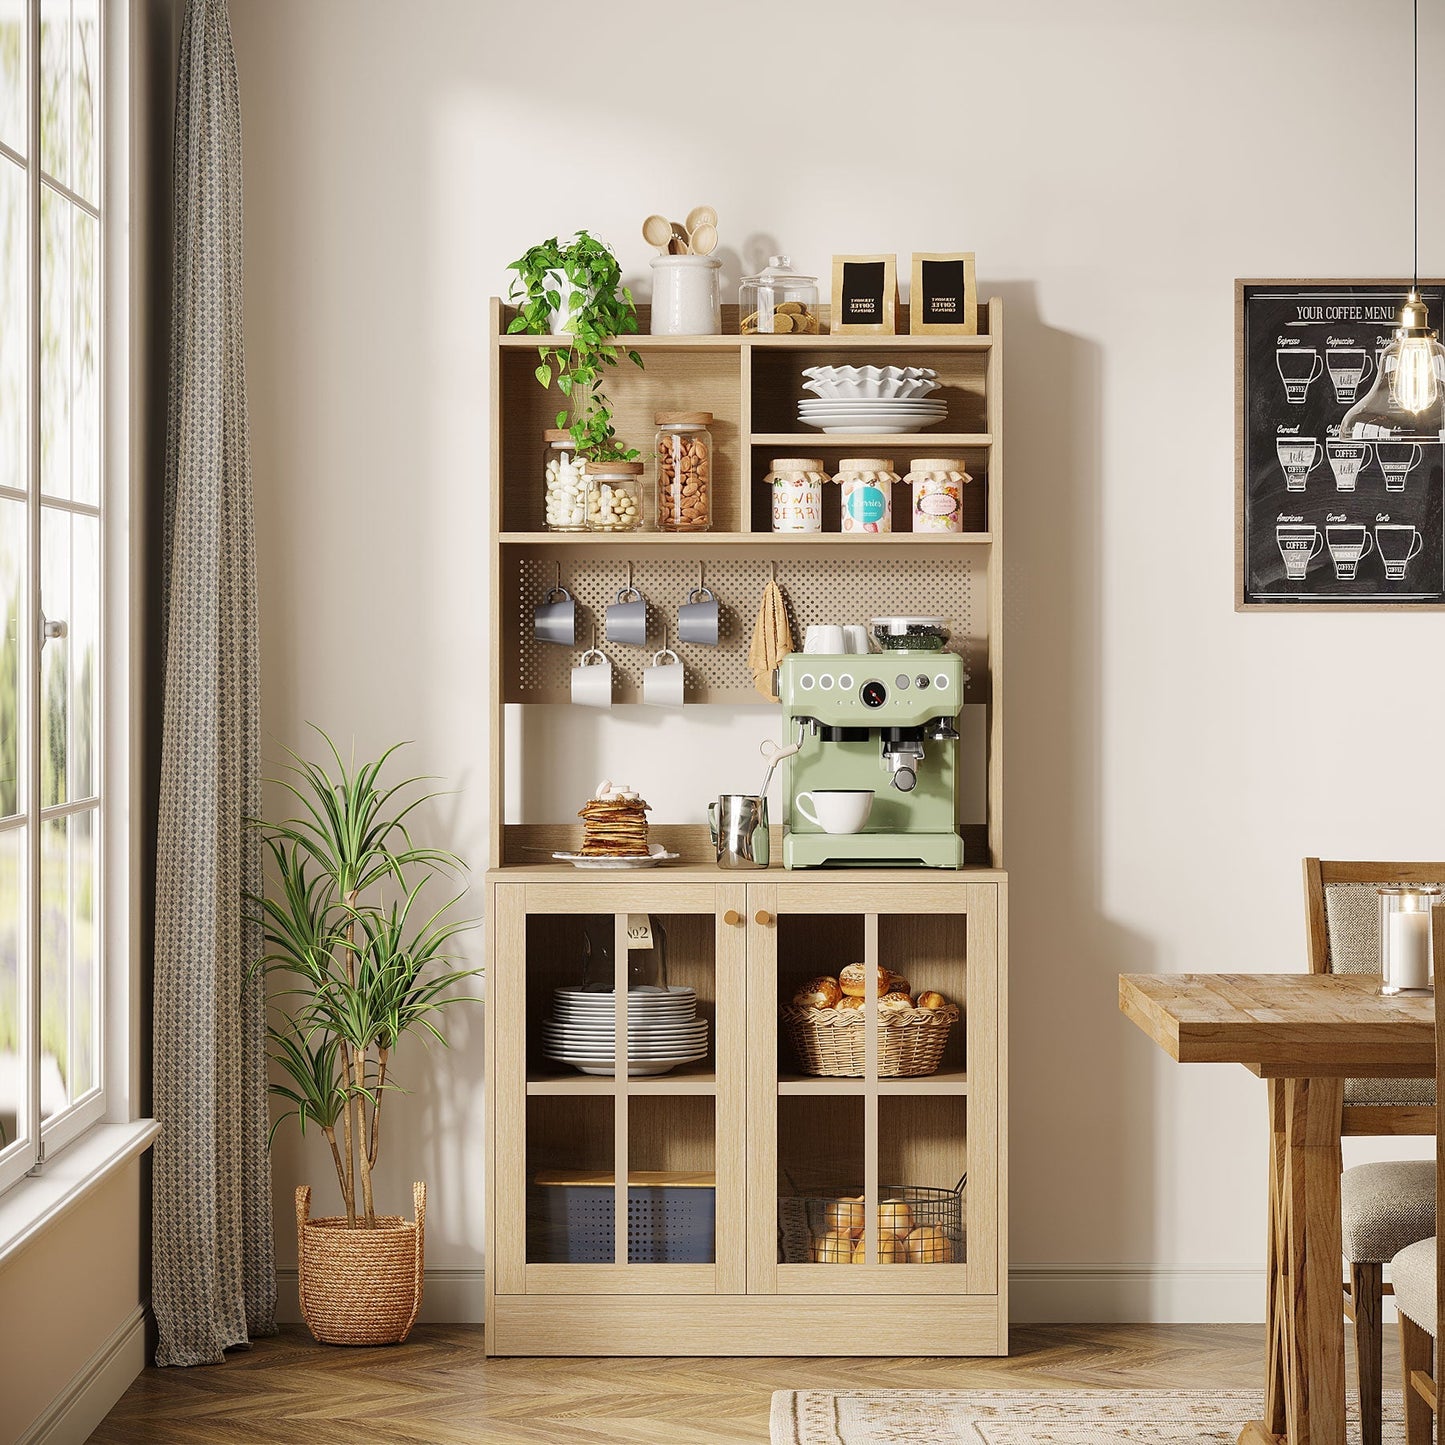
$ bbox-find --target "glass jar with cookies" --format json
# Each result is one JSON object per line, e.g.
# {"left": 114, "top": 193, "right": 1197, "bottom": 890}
{"left": 739, "top": 255, "right": 821, "bottom": 335}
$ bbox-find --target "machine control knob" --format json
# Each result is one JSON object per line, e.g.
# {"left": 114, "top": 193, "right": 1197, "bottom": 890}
{"left": 819, "top": 673, "right": 834, "bottom": 690}
{"left": 893, "top": 765, "right": 918, "bottom": 792}
{"left": 799, "top": 673, "right": 815, "bottom": 691}
{"left": 934, "top": 674, "right": 949, "bottom": 691}
{"left": 838, "top": 673, "right": 854, "bottom": 691}
{"left": 916, "top": 674, "right": 930, "bottom": 689}
{"left": 894, "top": 673, "right": 911, "bottom": 689}
{"left": 860, "top": 680, "right": 888, "bottom": 709}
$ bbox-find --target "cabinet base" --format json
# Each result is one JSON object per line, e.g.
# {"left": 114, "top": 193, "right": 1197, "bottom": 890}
{"left": 486, "top": 1293, "right": 1006, "bottom": 1357}
{"left": 783, "top": 831, "right": 964, "bottom": 869}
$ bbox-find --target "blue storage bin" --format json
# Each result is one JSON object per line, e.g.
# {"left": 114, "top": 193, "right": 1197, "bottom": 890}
{"left": 532, "top": 1172, "right": 716, "bottom": 1264}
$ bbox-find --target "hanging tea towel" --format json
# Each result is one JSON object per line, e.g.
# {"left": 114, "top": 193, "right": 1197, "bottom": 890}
{"left": 748, "top": 579, "right": 794, "bottom": 701}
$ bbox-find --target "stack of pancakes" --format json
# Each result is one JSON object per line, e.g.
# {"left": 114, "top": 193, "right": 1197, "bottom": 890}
{"left": 577, "top": 790, "right": 651, "bottom": 858}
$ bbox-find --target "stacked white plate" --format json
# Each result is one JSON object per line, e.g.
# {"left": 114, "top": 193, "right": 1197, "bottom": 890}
{"left": 802, "top": 365, "right": 941, "bottom": 401}
{"left": 798, "top": 397, "right": 948, "bottom": 435}
{"left": 542, "top": 985, "right": 708, "bottom": 1077}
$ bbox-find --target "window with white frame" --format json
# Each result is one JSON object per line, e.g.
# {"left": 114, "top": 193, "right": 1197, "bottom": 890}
{"left": 0, "top": 0, "right": 106, "bottom": 1192}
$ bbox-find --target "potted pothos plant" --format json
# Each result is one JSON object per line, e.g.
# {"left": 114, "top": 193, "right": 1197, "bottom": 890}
{"left": 507, "top": 230, "right": 644, "bottom": 460}
{"left": 251, "top": 729, "right": 477, "bottom": 1346}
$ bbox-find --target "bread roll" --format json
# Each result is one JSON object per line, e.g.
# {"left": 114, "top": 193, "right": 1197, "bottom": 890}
{"left": 886, "top": 972, "right": 911, "bottom": 995}
{"left": 839, "top": 962, "right": 890, "bottom": 997}
{"left": 793, "top": 976, "right": 842, "bottom": 1009}
{"left": 878, "top": 990, "right": 914, "bottom": 1013}
{"left": 853, "top": 1230, "right": 906, "bottom": 1264}
{"left": 825, "top": 1196, "right": 865, "bottom": 1235}
{"left": 877, "top": 1198, "right": 915, "bottom": 1234}
{"left": 836, "top": 994, "right": 865, "bottom": 1011}
{"left": 916, "top": 990, "right": 948, "bottom": 1010}
{"left": 814, "top": 1230, "right": 855, "bottom": 1264}
{"left": 905, "top": 1224, "right": 954, "bottom": 1264}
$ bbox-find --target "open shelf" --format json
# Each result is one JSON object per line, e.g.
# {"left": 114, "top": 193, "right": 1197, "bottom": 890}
{"left": 777, "top": 1068, "right": 971, "bottom": 1096}
{"left": 499, "top": 531, "right": 993, "bottom": 547}
{"left": 527, "top": 1062, "right": 720, "bottom": 1096}
{"left": 751, "top": 433, "right": 993, "bottom": 449}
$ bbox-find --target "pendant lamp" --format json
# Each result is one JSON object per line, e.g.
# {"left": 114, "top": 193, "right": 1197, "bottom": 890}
{"left": 1338, "top": 0, "right": 1445, "bottom": 444}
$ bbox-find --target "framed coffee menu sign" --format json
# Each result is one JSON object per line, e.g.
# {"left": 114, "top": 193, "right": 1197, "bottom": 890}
{"left": 1237, "top": 279, "right": 1445, "bottom": 609}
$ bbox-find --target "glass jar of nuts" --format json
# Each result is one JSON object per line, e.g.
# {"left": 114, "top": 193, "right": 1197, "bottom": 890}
{"left": 586, "top": 459, "right": 646, "bottom": 532}
{"left": 739, "top": 255, "right": 821, "bottom": 335}
{"left": 655, "top": 412, "right": 713, "bottom": 532}
{"left": 542, "top": 429, "right": 587, "bottom": 531}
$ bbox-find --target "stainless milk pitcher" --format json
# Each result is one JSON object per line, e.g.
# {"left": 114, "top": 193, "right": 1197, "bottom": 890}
{"left": 708, "top": 794, "right": 770, "bottom": 869}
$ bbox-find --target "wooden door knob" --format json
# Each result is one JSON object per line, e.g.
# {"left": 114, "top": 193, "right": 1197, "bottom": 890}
{"left": 754, "top": 910, "right": 772, "bottom": 927}
{"left": 723, "top": 910, "right": 742, "bottom": 926}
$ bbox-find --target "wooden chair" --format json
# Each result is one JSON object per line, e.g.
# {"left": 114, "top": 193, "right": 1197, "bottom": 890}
{"left": 1304, "top": 859, "right": 1442, "bottom": 1445}
{"left": 1388, "top": 902, "right": 1445, "bottom": 1444}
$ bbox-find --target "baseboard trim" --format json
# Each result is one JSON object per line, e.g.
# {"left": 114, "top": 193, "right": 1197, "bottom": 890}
{"left": 276, "top": 1267, "right": 487, "bottom": 1326}
{"left": 281, "top": 1264, "right": 1281, "bottom": 1328}
{"left": 1009, "top": 1263, "right": 1268, "bottom": 1324}
{"left": 17, "top": 1303, "right": 146, "bottom": 1445}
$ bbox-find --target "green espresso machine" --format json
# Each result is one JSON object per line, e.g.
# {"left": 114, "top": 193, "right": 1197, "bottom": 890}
{"left": 778, "top": 651, "right": 964, "bottom": 869}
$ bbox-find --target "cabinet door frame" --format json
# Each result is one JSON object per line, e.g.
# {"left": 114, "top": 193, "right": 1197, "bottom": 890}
{"left": 489, "top": 880, "right": 747, "bottom": 1298}
{"left": 746, "top": 881, "right": 1002, "bottom": 1299}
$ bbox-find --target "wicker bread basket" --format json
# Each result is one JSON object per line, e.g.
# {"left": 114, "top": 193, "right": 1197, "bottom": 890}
{"left": 780, "top": 1002, "right": 960, "bottom": 1078}
{"left": 296, "top": 1182, "right": 425, "bottom": 1346}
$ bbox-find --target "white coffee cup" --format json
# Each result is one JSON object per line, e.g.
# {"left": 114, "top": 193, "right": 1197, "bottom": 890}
{"left": 842, "top": 624, "right": 870, "bottom": 654}
{"left": 793, "top": 789, "right": 874, "bottom": 834}
{"left": 804, "top": 625, "right": 846, "bottom": 654}
{"left": 643, "top": 648, "right": 685, "bottom": 706}
{"left": 571, "top": 648, "right": 612, "bottom": 707}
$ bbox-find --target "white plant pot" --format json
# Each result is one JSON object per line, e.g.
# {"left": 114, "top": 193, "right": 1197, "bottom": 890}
{"left": 547, "top": 269, "right": 594, "bottom": 335}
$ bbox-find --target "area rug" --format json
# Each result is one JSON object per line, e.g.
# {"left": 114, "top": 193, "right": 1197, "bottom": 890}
{"left": 770, "top": 1389, "right": 1405, "bottom": 1444}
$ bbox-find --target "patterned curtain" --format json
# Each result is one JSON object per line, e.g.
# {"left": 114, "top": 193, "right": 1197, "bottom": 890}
{"left": 152, "top": 0, "right": 275, "bottom": 1367}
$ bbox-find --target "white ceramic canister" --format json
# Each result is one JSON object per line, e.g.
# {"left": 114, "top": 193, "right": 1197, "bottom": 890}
{"left": 904, "top": 458, "right": 970, "bottom": 534}
{"left": 650, "top": 256, "right": 722, "bottom": 336}
{"left": 835, "top": 457, "right": 899, "bottom": 534}
{"left": 767, "top": 457, "right": 829, "bottom": 533}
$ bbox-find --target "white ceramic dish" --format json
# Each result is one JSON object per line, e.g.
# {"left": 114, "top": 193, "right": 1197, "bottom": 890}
{"left": 549, "top": 1054, "right": 710, "bottom": 1077}
{"left": 800, "top": 416, "right": 947, "bottom": 435}
{"left": 551, "top": 844, "right": 680, "bottom": 869}
{"left": 801, "top": 370, "right": 941, "bottom": 401}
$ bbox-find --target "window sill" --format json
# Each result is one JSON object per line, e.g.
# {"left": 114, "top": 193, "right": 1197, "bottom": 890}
{"left": 0, "top": 1119, "right": 159, "bottom": 1270}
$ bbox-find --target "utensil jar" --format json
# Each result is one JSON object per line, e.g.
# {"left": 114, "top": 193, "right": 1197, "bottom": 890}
{"left": 708, "top": 794, "right": 770, "bottom": 869}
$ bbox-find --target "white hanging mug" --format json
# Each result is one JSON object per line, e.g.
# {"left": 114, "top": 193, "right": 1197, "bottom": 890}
{"left": 643, "top": 648, "right": 685, "bottom": 707}
{"left": 571, "top": 648, "right": 613, "bottom": 707}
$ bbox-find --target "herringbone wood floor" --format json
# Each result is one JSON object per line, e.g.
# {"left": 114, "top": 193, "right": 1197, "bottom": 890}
{"left": 88, "top": 1322, "right": 1398, "bottom": 1444}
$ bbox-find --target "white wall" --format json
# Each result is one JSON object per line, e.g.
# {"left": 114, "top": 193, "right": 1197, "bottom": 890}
{"left": 228, "top": 0, "right": 1441, "bottom": 1322}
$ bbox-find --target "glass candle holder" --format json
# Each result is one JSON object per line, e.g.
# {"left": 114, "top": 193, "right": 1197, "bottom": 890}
{"left": 1377, "top": 884, "right": 1439, "bottom": 995}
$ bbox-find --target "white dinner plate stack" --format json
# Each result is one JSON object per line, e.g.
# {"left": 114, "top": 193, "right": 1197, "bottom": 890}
{"left": 798, "top": 367, "right": 946, "bottom": 434}
{"left": 542, "top": 985, "right": 708, "bottom": 1077}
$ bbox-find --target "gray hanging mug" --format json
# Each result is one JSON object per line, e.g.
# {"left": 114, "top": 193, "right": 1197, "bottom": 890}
{"left": 606, "top": 586, "right": 648, "bottom": 647}
{"left": 678, "top": 585, "right": 720, "bottom": 646}
{"left": 534, "top": 585, "right": 576, "bottom": 646}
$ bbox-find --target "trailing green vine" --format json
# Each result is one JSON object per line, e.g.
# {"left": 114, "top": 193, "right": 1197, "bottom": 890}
{"left": 506, "top": 231, "right": 643, "bottom": 461}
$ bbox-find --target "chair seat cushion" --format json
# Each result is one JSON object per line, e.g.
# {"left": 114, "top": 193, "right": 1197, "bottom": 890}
{"left": 1392, "top": 1236, "right": 1438, "bottom": 1337}
{"left": 1341, "top": 1160, "right": 1436, "bottom": 1264}
{"left": 1344, "top": 1076, "right": 1436, "bottom": 1106}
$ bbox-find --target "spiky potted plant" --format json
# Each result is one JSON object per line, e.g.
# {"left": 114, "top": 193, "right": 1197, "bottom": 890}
{"left": 252, "top": 730, "right": 477, "bottom": 1346}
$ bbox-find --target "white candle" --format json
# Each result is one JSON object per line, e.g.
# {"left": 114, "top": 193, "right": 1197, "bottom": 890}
{"left": 1389, "top": 910, "right": 1432, "bottom": 990}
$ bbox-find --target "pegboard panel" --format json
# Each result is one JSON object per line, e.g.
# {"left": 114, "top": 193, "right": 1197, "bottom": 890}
{"left": 504, "top": 546, "right": 989, "bottom": 704}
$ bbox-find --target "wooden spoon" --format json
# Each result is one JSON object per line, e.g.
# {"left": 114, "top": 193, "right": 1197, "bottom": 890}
{"left": 669, "top": 222, "right": 691, "bottom": 255}
{"left": 690, "top": 222, "right": 718, "bottom": 256}
{"left": 642, "top": 213, "right": 672, "bottom": 252}
{"left": 686, "top": 205, "right": 718, "bottom": 235}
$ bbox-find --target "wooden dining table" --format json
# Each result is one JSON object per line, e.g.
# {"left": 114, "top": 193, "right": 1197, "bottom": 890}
{"left": 1119, "top": 972, "right": 1435, "bottom": 1445}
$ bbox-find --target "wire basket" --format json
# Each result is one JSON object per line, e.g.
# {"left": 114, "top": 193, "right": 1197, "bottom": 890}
{"left": 780, "top": 1001, "right": 960, "bottom": 1077}
{"left": 777, "top": 1177, "right": 965, "bottom": 1265}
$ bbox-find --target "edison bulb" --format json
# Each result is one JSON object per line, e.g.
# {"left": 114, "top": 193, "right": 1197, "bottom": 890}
{"left": 1393, "top": 335, "right": 1440, "bottom": 413}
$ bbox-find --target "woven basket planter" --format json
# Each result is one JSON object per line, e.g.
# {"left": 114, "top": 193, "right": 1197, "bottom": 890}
{"left": 296, "top": 1181, "right": 425, "bottom": 1346}
{"left": 780, "top": 1003, "right": 961, "bottom": 1078}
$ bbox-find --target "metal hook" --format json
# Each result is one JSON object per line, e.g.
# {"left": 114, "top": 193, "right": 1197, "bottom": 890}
{"left": 627, "top": 560, "right": 633, "bottom": 592}
{"left": 554, "top": 559, "right": 561, "bottom": 590}
{"left": 771, "top": 560, "right": 778, "bottom": 583}
{"left": 698, "top": 560, "right": 705, "bottom": 589}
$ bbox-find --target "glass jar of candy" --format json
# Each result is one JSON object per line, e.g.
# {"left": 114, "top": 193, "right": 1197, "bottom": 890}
{"left": 905, "top": 458, "right": 971, "bottom": 534}
{"left": 767, "top": 457, "right": 828, "bottom": 533}
{"left": 835, "top": 457, "right": 899, "bottom": 534}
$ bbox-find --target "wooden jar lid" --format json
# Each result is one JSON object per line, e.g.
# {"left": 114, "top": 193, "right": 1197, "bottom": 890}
{"left": 656, "top": 411, "right": 713, "bottom": 427}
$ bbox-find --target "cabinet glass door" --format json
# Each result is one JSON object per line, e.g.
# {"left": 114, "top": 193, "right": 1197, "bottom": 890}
{"left": 748, "top": 882, "right": 997, "bottom": 1297}
{"left": 492, "top": 882, "right": 745, "bottom": 1297}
